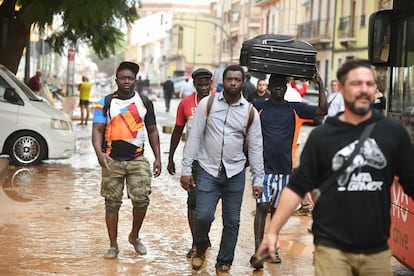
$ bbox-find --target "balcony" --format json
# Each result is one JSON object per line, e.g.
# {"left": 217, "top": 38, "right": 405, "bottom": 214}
{"left": 297, "top": 19, "right": 332, "bottom": 46}
{"left": 338, "top": 16, "right": 356, "bottom": 47}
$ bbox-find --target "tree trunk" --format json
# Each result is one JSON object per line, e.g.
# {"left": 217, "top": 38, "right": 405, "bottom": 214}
{"left": 0, "top": 16, "right": 30, "bottom": 74}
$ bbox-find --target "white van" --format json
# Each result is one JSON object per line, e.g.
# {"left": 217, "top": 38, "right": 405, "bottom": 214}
{"left": 0, "top": 64, "right": 76, "bottom": 166}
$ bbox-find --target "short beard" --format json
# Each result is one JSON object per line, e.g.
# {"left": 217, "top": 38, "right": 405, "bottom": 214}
{"left": 345, "top": 101, "right": 372, "bottom": 115}
{"left": 224, "top": 90, "right": 240, "bottom": 99}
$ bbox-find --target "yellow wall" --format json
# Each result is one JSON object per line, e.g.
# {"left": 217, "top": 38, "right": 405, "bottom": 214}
{"left": 173, "top": 13, "right": 216, "bottom": 72}
{"left": 332, "top": 0, "right": 381, "bottom": 76}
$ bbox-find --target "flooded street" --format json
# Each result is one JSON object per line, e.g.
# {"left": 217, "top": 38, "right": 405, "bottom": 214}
{"left": 0, "top": 96, "right": 412, "bottom": 275}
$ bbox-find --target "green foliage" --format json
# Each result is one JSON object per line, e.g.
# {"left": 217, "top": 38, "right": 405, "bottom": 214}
{"left": 9, "top": 0, "right": 140, "bottom": 58}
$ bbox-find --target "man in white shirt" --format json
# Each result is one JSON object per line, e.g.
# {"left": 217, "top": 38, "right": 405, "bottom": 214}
{"left": 326, "top": 80, "right": 344, "bottom": 117}
{"left": 180, "top": 78, "right": 194, "bottom": 98}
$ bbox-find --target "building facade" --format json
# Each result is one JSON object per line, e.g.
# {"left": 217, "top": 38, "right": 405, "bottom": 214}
{"left": 124, "top": 0, "right": 394, "bottom": 87}
{"left": 125, "top": 1, "right": 214, "bottom": 84}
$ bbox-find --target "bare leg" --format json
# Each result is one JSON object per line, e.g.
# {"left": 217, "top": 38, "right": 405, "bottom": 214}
{"left": 254, "top": 202, "right": 269, "bottom": 251}
{"left": 129, "top": 207, "right": 147, "bottom": 241}
{"left": 105, "top": 211, "right": 119, "bottom": 249}
{"left": 80, "top": 105, "right": 85, "bottom": 125}
{"left": 85, "top": 105, "right": 90, "bottom": 124}
{"left": 128, "top": 207, "right": 148, "bottom": 255}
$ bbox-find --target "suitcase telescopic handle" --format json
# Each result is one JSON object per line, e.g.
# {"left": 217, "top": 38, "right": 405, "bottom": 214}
{"left": 263, "top": 38, "right": 294, "bottom": 44}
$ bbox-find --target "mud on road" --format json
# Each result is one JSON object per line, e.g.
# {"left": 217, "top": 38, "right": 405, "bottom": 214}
{"left": 0, "top": 97, "right": 410, "bottom": 275}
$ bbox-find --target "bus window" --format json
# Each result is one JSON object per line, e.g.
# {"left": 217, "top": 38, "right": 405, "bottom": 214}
{"left": 393, "top": 15, "right": 414, "bottom": 67}
{"left": 390, "top": 66, "right": 414, "bottom": 114}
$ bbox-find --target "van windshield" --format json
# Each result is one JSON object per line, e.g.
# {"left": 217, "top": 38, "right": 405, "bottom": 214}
{"left": 4, "top": 68, "right": 42, "bottom": 101}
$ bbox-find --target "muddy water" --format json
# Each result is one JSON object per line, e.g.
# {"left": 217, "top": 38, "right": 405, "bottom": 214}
{"left": 0, "top": 98, "right": 411, "bottom": 275}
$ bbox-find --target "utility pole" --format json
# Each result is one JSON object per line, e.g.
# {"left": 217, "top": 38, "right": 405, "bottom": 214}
{"left": 178, "top": 17, "right": 233, "bottom": 64}
{"left": 66, "top": 49, "right": 76, "bottom": 97}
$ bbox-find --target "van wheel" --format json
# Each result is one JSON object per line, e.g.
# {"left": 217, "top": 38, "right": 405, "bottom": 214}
{"left": 7, "top": 131, "right": 46, "bottom": 166}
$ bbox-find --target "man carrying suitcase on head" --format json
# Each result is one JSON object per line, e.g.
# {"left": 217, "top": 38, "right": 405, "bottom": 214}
{"left": 250, "top": 71, "right": 327, "bottom": 270}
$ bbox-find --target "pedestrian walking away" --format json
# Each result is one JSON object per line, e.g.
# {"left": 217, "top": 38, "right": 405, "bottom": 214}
{"left": 249, "top": 71, "right": 327, "bottom": 270}
{"left": 180, "top": 64, "right": 264, "bottom": 275}
{"left": 91, "top": 61, "right": 161, "bottom": 260}
{"left": 162, "top": 76, "right": 174, "bottom": 112}
{"left": 256, "top": 59, "right": 414, "bottom": 275}
{"left": 136, "top": 76, "right": 144, "bottom": 94}
{"left": 167, "top": 68, "right": 213, "bottom": 259}
{"left": 78, "top": 75, "right": 92, "bottom": 125}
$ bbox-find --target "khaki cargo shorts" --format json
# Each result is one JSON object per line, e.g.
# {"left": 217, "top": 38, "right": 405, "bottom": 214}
{"left": 101, "top": 156, "right": 152, "bottom": 212}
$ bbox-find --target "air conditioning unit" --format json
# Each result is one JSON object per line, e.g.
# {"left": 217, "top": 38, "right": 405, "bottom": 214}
{"left": 300, "top": 0, "right": 309, "bottom": 5}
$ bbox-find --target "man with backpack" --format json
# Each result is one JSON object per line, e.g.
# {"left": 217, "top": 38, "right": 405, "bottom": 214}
{"left": 180, "top": 64, "right": 264, "bottom": 275}
{"left": 91, "top": 61, "right": 161, "bottom": 259}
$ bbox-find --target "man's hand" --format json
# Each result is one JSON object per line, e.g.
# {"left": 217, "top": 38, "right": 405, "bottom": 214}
{"left": 153, "top": 159, "right": 161, "bottom": 177}
{"left": 180, "top": 175, "right": 195, "bottom": 191}
{"left": 252, "top": 185, "right": 263, "bottom": 199}
{"left": 167, "top": 160, "right": 176, "bottom": 175}
{"left": 256, "top": 233, "right": 279, "bottom": 264}
{"left": 97, "top": 151, "right": 111, "bottom": 170}
{"left": 313, "top": 70, "right": 323, "bottom": 87}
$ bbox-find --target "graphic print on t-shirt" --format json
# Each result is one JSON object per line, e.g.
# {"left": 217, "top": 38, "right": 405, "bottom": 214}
{"left": 110, "top": 102, "right": 144, "bottom": 140}
{"left": 332, "top": 138, "right": 386, "bottom": 191}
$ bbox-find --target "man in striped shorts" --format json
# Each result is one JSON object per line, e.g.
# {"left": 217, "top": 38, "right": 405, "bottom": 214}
{"left": 249, "top": 73, "right": 327, "bottom": 270}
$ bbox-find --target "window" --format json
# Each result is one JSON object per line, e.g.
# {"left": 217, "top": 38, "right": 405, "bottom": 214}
{"left": 361, "top": 0, "right": 367, "bottom": 27}
{"left": 0, "top": 77, "right": 10, "bottom": 101}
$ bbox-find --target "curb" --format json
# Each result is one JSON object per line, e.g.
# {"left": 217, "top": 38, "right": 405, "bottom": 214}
{"left": 0, "top": 157, "right": 9, "bottom": 175}
{"left": 0, "top": 158, "right": 8, "bottom": 188}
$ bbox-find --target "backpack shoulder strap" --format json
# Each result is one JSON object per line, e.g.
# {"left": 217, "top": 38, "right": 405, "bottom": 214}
{"left": 205, "top": 94, "right": 216, "bottom": 118}
{"left": 103, "top": 92, "right": 115, "bottom": 118}
{"left": 245, "top": 104, "right": 255, "bottom": 135}
{"left": 138, "top": 92, "right": 151, "bottom": 109}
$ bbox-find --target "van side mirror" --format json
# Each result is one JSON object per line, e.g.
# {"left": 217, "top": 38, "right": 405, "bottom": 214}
{"left": 368, "top": 10, "right": 392, "bottom": 66}
{"left": 4, "top": 88, "right": 23, "bottom": 105}
{"left": 369, "top": 10, "right": 414, "bottom": 67}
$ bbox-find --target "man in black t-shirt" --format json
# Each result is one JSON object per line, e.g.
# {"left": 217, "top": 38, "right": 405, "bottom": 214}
{"left": 256, "top": 59, "right": 414, "bottom": 275}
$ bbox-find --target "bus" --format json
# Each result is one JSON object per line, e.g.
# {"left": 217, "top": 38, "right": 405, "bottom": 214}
{"left": 368, "top": 0, "right": 414, "bottom": 270}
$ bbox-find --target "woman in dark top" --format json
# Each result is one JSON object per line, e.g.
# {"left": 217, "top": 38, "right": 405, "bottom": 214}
{"left": 373, "top": 89, "right": 386, "bottom": 112}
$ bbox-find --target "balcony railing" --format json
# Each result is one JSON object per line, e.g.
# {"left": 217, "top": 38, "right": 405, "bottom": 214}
{"left": 297, "top": 19, "right": 332, "bottom": 43}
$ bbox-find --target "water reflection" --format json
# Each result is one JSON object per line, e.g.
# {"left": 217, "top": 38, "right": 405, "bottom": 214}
{"left": 3, "top": 167, "right": 37, "bottom": 202}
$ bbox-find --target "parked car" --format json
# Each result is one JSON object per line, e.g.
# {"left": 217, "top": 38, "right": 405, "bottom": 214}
{"left": 0, "top": 64, "right": 76, "bottom": 166}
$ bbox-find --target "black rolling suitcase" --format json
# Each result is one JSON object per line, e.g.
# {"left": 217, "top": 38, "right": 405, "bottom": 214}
{"left": 240, "top": 34, "right": 317, "bottom": 79}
